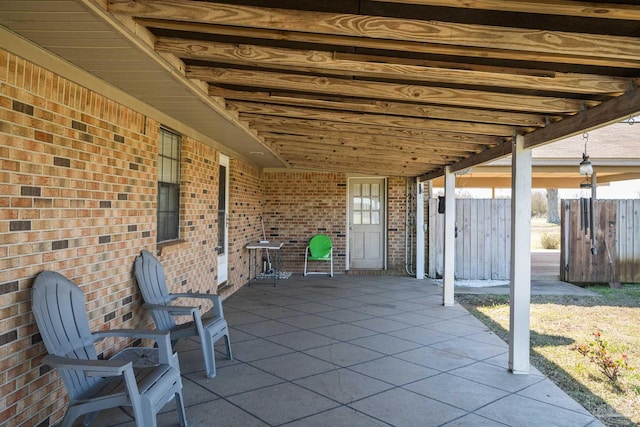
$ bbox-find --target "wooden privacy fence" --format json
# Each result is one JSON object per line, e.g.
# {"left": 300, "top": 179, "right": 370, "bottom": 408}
{"left": 428, "top": 198, "right": 640, "bottom": 283}
{"left": 562, "top": 199, "right": 640, "bottom": 283}
{"left": 428, "top": 198, "right": 511, "bottom": 280}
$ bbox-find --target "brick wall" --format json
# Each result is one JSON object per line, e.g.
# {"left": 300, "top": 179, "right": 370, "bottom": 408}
{"left": 263, "top": 171, "right": 348, "bottom": 274}
{"left": 261, "top": 172, "right": 414, "bottom": 275}
{"left": 0, "top": 49, "right": 159, "bottom": 426}
{"left": 388, "top": 176, "right": 416, "bottom": 274}
{"left": 0, "top": 49, "right": 262, "bottom": 427}
{"left": 0, "top": 46, "right": 417, "bottom": 426}
{"left": 225, "top": 159, "right": 264, "bottom": 294}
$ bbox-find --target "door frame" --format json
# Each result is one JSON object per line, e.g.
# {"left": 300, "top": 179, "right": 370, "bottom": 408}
{"left": 346, "top": 176, "right": 388, "bottom": 271}
{"left": 217, "top": 153, "right": 230, "bottom": 285}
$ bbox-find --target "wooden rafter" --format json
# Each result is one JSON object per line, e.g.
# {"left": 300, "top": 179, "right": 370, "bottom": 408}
{"left": 187, "top": 66, "right": 595, "bottom": 114}
{"left": 371, "top": 0, "right": 640, "bottom": 21}
{"left": 157, "top": 37, "right": 631, "bottom": 95}
{"left": 239, "top": 113, "right": 508, "bottom": 136}
{"left": 249, "top": 119, "right": 502, "bottom": 146}
{"left": 109, "top": 1, "right": 640, "bottom": 62}
{"left": 104, "top": 0, "right": 640, "bottom": 179}
{"left": 266, "top": 141, "right": 462, "bottom": 164}
{"left": 232, "top": 103, "right": 521, "bottom": 136}
{"left": 137, "top": 18, "right": 640, "bottom": 69}
{"left": 259, "top": 132, "right": 488, "bottom": 154}
{"left": 211, "top": 87, "right": 550, "bottom": 127}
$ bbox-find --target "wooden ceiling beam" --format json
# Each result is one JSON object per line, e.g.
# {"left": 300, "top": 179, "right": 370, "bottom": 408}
{"left": 188, "top": 66, "right": 593, "bottom": 114}
{"left": 157, "top": 37, "right": 632, "bottom": 95}
{"left": 260, "top": 132, "right": 486, "bottom": 154}
{"left": 273, "top": 143, "right": 447, "bottom": 163}
{"left": 247, "top": 116, "right": 502, "bottom": 145}
{"left": 525, "top": 87, "right": 640, "bottom": 149}
{"left": 109, "top": 1, "right": 640, "bottom": 62}
{"left": 420, "top": 87, "right": 640, "bottom": 181}
{"left": 371, "top": 0, "right": 640, "bottom": 21}
{"left": 267, "top": 141, "right": 460, "bottom": 164}
{"left": 239, "top": 112, "right": 507, "bottom": 136}
{"left": 420, "top": 140, "right": 513, "bottom": 181}
{"left": 137, "top": 18, "right": 640, "bottom": 69}
{"left": 231, "top": 102, "right": 519, "bottom": 136}
{"left": 278, "top": 159, "right": 432, "bottom": 177}
{"left": 421, "top": 88, "right": 640, "bottom": 181}
{"left": 272, "top": 148, "right": 446, "bottom": 169}
{"left": 211, "top": 86, "right": 549, "bottom": 127}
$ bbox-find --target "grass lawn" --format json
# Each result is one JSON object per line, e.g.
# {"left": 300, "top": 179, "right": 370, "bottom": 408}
{"left": 457, "top": 284, "right": 640, "bottom": 427}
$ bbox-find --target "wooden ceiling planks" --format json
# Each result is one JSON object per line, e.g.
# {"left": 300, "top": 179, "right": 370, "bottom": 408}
{"left": 106, "top": 0, "right": 640, "bottom": 178}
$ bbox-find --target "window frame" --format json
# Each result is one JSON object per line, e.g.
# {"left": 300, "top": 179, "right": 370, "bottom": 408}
{"left": 157, "top": 127, "right": 181, "bottom": 243}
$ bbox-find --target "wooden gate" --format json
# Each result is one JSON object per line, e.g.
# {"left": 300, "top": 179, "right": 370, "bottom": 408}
{"left": 618, "top": 199, "right": 640, "bottom": 282}
{"left": 428, "top": 198, "right": 511, "bottom": 280}
{"left": 561, "top": 199, "right": 640, "bottom": 283}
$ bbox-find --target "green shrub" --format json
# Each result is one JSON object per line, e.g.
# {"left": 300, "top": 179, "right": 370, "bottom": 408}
{"left": 540, "top": 232, "right": 560, "bottom": 249}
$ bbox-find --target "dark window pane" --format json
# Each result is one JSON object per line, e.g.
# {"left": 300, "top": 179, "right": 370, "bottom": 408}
{"left": 217, "top": 211, "right": 225, "bottom": 254}
{"left": 158, "top": 183, "right": 179, "bottom": 241}
{"left": 217, "top": 163, "right": 227, "bottom": 255}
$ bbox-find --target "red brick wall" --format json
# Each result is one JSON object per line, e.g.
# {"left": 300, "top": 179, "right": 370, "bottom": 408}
{"left": 0, "top": 49, "right": 262, "bottom": 427}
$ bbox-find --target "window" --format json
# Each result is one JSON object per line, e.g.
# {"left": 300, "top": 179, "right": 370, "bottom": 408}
{"left": 217, "top": 161, "right": 227, "bottom": 255}
{"left": 352, "top": 182, "right": 381, "bottom": 225}
{"left": 157, "top": 128, "right": 181, "bottom": 242}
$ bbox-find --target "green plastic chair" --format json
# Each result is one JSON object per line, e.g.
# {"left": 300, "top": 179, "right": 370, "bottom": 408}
{"left": 304, "top": 234, "right": 334, "bottom": 277}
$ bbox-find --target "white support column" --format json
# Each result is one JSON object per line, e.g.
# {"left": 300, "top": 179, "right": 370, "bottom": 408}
{"left": 416, "top": 178, "right": 425, "bottom": 279}
{"left": 443, "top": 167, "right": 456, "bottom": 306}
{"left": 509, "top": 133, "right": 532, "bottom": 374}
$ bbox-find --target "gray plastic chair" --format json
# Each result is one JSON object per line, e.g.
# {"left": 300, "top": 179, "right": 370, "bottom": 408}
{"left": 32, "top": 271, "right": 187, "bottom": 427}
{"left": 134, "top": 250, "right": 232, "bottom": 378}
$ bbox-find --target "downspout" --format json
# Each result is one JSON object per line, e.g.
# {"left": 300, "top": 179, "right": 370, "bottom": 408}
{"left": 405, "top": 177, "right": 415, "bottom": 276}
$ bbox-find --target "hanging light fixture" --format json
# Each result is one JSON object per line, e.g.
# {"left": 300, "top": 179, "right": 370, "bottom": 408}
{"left": 579, "top": 132, "right": 593, "bottom": 176}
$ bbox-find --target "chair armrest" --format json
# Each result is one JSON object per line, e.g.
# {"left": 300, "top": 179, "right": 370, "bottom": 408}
{"left": 92, "top": 329, "right": 173, "bottom": 365}
{"left": 43, "top": 354, "right": 131, "bottom": 377}
{"left": 169, "top": 293, "right": 225, "bottom": 318}
{"left": 142, "top": 302, "right": 199, "bottom": 316}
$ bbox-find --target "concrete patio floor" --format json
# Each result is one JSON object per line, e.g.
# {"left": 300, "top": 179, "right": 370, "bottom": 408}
{"left": 89, "top": 275, "right": 603, "bottom": 427}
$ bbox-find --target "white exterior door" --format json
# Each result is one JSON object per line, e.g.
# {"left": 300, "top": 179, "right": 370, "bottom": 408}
{"left": 217, "top": 154, "right": 229, "bottom": 285}
{"left": 349, "top": 178, "right": 385, "bottom": 269}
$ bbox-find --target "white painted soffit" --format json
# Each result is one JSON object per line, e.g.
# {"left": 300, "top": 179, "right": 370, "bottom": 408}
{"left": 0, "top": 0, "right": 283, "bottom": 168}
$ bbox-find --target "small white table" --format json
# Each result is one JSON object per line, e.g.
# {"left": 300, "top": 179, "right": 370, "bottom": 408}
{"left": 246, "top": 241, "right": 284, "bottom": 287}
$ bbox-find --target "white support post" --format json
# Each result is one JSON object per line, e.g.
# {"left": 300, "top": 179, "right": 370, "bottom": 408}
{"left": 443, "top": 167, "right": 455, "bottom": 306}
{"left": 509, "top": 133, "right": 532, "bottom": 374}
{"left": 416, "top": 178, "right": 425, "bottom": 279}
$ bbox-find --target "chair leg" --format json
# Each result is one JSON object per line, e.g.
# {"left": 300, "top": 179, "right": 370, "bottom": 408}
{"left": 330, "top": 256, "right": 333, "bottom": 277}
{"left": 201, "top": 335, "right": 216, "bottom": 378}
{"left": 224, "top": 332, "right": 233, "bottom": 360}
{"left": 304, "top": 256, "right": 308, "bottom": 276}
{"left": 137, "top": 397, "right": 157, "bottom": 427}
{"left": 175, "top": 391, "right": 188, "bottom": 427}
